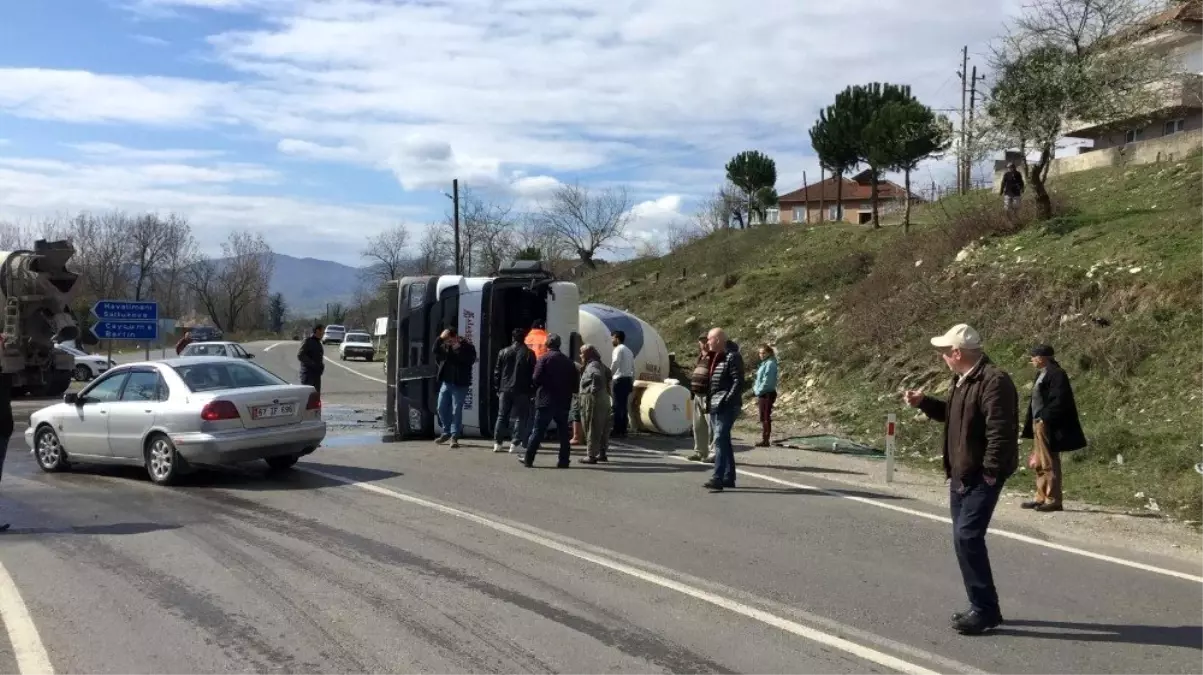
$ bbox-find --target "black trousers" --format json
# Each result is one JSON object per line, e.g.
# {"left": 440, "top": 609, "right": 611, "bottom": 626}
{"left": 300, "top": 372, "right": 322, "bottom": 396}
{"left": 950, "top": 478, "right": 1005, "bottom": 616}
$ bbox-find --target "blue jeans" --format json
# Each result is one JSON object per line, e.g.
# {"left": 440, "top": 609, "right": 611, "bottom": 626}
{"left": 524, "top": 407, "right": 571, "bottom": 466}
{"left": 494, "top": 391, "right": 531, "bottom": 445}
{"left": 710, "top": 406, "right": 736, "bottom": 484}
{"left": 437, "top": 382, "right": 468, "bottom": 438}
{"left": 950, "top": 478, "right": 1005, "bottom": 616}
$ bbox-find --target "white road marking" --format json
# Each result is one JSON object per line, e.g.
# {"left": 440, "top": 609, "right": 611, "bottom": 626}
{"left": 617, "top": 444, "right": 1203, "bottom": 585}
{"left": 263, "top": 342, "right": 286, "bottom": 352}
{"left": 299, "top": 466, "right": 945, "bottom": 675}
{"left": 0, "top": 560, "right": 54, "bottom": 675}
{"left": 323, "top": 357, "right": 387, "bottom": 384}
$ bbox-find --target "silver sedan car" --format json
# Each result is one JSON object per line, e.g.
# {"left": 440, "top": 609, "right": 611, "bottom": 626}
{"left": 26, "top": 356, "right": 327, "bottom": 485}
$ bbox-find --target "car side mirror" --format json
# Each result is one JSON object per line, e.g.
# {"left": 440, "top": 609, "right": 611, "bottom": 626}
{"left": 63, "top": 392, "right": 79, "bottom": 405}
{"left": 246, "top": 353, "right": 255, "bottom": 359}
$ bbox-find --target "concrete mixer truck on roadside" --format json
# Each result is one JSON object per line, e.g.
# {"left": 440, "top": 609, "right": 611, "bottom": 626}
{"left": 0, "top": 240, "right": 91, "bottom": 397}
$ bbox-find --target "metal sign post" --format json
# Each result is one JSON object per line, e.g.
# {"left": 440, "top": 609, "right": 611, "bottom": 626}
{"left": 886, "top": 413, "right": 897, "bottom": 484}
{"left": 91, "top": 301, "right": 159, "bottom": 360}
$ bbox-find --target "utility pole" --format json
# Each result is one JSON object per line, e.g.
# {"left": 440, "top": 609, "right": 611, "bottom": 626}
{"left": 452, "top": 178, "right": 461, "bottom": 275}
{"left": 802, "top": 170, "right": 809, "bottom": 224}
{"left": 958, "top": 45, "right": 968, "bottom": 194}
{"left": 967, "top": 65, "right": 986, "bottom": 192}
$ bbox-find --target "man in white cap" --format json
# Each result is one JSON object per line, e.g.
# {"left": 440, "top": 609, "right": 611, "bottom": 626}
{"left": 904, "top": 323, "right": 1018, "bottom": 636}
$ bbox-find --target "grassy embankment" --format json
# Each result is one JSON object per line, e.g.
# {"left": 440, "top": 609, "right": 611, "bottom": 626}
{"left": 582, "top": 155, "right": 1202, "bottom": 521}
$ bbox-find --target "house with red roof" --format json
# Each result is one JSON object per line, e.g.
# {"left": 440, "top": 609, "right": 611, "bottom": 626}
{"left": 774, "top": 170, "right": 920, "bottom": 225}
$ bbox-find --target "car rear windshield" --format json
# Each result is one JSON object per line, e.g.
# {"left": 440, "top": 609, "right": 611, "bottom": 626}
{"left": 345, "top": 333, "right": 371, "bottom": 343}
{"left": 171, "top": 362, "right": 286, "bottom": 392}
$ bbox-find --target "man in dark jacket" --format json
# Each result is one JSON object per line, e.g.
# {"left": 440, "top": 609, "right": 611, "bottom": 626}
{"left": 905, "top": 323, "right": 1018, "bottom": 636}
{"left": 1000, "top": 162, "right": 1024, "bottom": 216}
{"left": 175, "top": 331, "right": 195, "bottom": 356}
{"left": 493, "top": 328, "right": 535, "bottom": 454}
{"left": 703, "top": 327, "right": 744, "bottom": 492}
{"left": 297, "top": 325, "right": 325, "bottom": 395}
{"left": 521, "top": 333, "right": 577, "bottom": 468}
{"left": 1021, "top": 344, "right": 1086, "bottom": 513}
{"left": 0, "top": 364, "right": 11, "bottom": 533}
{"left": 433, "top": 327, "right": 477, "bottom": 448}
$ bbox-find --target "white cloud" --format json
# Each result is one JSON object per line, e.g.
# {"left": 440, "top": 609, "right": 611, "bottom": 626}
{"left": 0, "top": 153, "right": 414, "bottom": 265}
{"left": 276, "top": 138, "right": 363, "bottom": 163}
{"left": 132, "top": 34, "right": 171, "bottom": 46}
{"left": 69, "top": 142, "right": 226, "bottom": 162}
{"left": 0, "top": 0, "right": 1023, "bottom": 195}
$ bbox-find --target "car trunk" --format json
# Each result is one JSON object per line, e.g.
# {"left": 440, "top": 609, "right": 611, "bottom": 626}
{"left": 194, "top": 385, "right": 311, "bottom": 430}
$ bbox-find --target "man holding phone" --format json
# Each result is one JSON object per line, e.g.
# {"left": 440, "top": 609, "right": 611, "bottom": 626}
{"left": 433, "top": 327, "right": 477, "bottom": 449}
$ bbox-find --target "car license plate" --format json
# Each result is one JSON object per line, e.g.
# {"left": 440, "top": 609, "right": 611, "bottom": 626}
{"left": 252, "top": 403, "right": 295, "bottom": 420}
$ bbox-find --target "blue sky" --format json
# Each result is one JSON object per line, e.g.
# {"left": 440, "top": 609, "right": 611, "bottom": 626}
{"left": 0, "top": 0, "right": 1020, "bottom": 266}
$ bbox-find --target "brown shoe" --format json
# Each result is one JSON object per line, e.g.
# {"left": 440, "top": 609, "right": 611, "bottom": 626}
{"left": 1034, "top": 503, "right": 1063, "bottom": 513}
{"left": 1021, "top": 500, "right": 1043, "bottom": 509}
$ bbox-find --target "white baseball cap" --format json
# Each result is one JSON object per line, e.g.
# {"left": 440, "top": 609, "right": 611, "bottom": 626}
{"left": 930, "top": 323, "right": 983, "bottom": 350}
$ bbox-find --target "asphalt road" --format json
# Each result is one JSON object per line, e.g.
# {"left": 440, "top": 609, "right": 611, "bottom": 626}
{"left": 0, "top": 341, "right": 1199, "bottom": 673}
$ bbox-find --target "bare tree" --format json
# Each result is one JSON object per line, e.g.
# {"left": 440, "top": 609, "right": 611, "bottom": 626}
{"left": 68, "top": 211, "right": 133, "bottom": 306}
{"left": 451, "top": 188, "right": 518, "bottom": 275}
{"left": 128, "top": 213, "right": 174, "bottom": 301}
{"left": 361, "top": 223, "right": 411, "bottom": 286}
{"left": 186, "top": 231, "right": 274, "bottom": 333}
{"left": 153, "top": 215, "right": 200, "bottom": 320}
{"left": 534, "top": 183, "right": 633, "bottom": 268}
{"left": 632, "top": 237, "right": 663, "bottom": 260}
{"left": 696, "top": 188, "right": 737, "bottom": 234}
{"left": 415, "top": 223, "right": 453, "bottom": 275}
{"left": 513, "top": 215, "right": 569, "bottom": 264}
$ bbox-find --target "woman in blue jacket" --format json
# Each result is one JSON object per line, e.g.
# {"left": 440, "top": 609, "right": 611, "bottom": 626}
{"left": 752, "top": 344, "right": 779, "bottom": 447}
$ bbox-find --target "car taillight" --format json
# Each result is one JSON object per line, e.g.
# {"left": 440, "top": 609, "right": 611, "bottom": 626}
{"left": 201, "top": 400, "right": 240, "bottom": 421}
{"left": 306, "top": 392, "right": 321, "bottom": 411}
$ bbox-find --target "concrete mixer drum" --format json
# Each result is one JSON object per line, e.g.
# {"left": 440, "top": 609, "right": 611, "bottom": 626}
{"left": 0, "top": 240, "right": 86, "bottom": 397}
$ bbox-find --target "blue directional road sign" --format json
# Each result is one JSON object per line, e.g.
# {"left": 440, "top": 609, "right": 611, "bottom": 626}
{"left": 91, "top": 299, "right": 159, "bottom": 341}
{"left": 92, "top": 300, "right": 158, "bottom": 322}
{"left": 91, "top": 320, "right": 158, "bottom": 341}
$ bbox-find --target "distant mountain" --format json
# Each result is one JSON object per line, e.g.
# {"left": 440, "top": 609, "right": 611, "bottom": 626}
{"left": 267, "top": 253, "right": 363, "bottom": 316}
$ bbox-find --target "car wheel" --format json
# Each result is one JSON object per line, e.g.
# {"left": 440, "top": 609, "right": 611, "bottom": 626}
{"left": 34, "top": 425, "right": 71, "bottom": 473}
{"left": 265, "top": 454, "right": 300, "bottom": 471}
{"left": 73, "top": 364, "right": 91, "bottom": 381}
{"left": 145, "top": 434, "right": 183, "bottom": 486}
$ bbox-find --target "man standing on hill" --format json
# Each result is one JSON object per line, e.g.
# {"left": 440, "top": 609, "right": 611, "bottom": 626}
{"left": 905, "top": 323, "right": 1018, "bottom": 636}
{"left": 610, "top": 330, "right": 635, "bottom": 438}
{"left": 1021, "top": 344, "right": 1086, "bottom": 513}
{"left": 687, "top": 334, "right": 715, "bottom": 463}
{"left": 1000, "top": 162, "right": 1025, "bottom": 217}
{"left": 703, "top": 327, "right": 744, "bottom": 492}
{"left": 522, "top": 333, "right": 577, "bottom": 468}
{"left": 493, "top": 328, "right": 536, "bottom": 454}
{"left": 433, "top": 327, "right": 477, "bottom": 449}
{"left": 297, "top": 324, "right": 325, "bottom": 396}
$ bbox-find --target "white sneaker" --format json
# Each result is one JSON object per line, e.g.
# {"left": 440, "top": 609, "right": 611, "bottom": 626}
{"left": 508, "top": 442, "right": 520, "bottom": 454}
{"left": 493, "top": 442, "right": 504, "bottom": 453}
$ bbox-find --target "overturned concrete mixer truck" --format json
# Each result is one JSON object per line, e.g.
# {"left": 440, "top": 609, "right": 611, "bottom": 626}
{"left": 382, "top": 262, "right": 691, "bottom": 440}
{"left": 1, "top": 240, "right": 91, "bottom": 397}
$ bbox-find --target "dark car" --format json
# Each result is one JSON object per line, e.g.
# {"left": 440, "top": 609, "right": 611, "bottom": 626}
{"left": 189, "top": 326, "right": 223, "bottom": 342}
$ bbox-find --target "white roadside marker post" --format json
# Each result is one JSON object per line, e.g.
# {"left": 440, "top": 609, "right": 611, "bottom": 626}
{"left": 886, "top": 414, "right": 897, "bottom": 484}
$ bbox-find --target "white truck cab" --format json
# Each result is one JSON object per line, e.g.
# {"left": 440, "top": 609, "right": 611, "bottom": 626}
{"left": 384, "top": 260, "right": 580, "bottom": 440}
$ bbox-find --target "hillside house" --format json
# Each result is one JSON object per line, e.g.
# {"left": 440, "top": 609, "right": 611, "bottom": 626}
{"left": 1065, "top": 1, "right": 1202, "bottom": 150}
{"left": 772, "top": 170, "right": 919, "bottom": 225}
